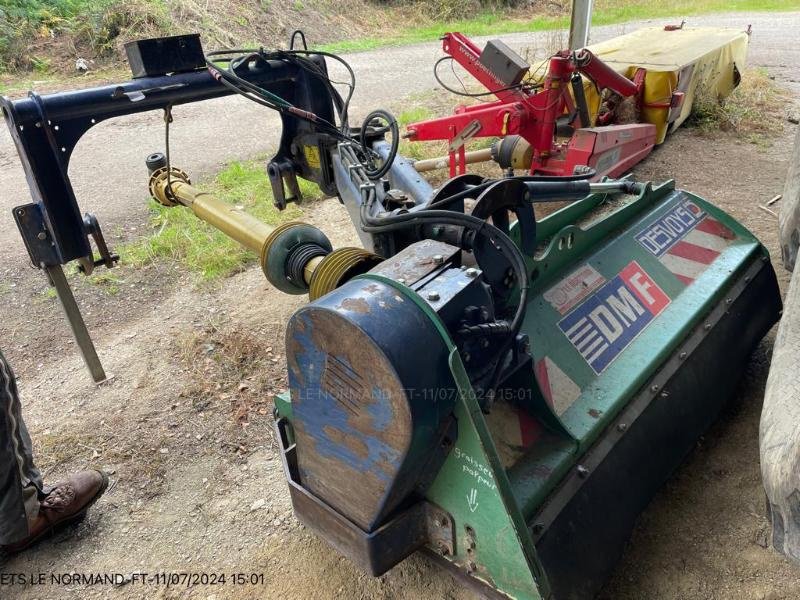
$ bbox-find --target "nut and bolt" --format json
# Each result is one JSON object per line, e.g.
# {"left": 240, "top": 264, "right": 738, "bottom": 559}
{"left": 617, "top": 423, "right": 628, "bottom": 432}
{"left": 426, "top": 291, "right": 440, "bottom": 302}
{"left": 679, "top": 351, "right": 687, "bottom": 360}
{"left": 650, "top": 384, "right": 660, "bottom": 393}
{"left": 576, "top": 464, "right": 589, "bottom": 478}
{"left": 660, "top": 390, "right": 669, "bottom": 398}
{"left": 704, "top": 323, "right": 712, "bottom": 331}
{"left": 465, "top": 268, "right": 479, "bottom": 278}
{"left": 432, "top": 254, "right": 444, "bottom": 265}
{"left": 36, "top": 231, "right": 47, "bottom": 240}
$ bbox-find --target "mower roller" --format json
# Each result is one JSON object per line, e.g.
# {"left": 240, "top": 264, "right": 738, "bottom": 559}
{"left": 2, "top": 29, "right": 780, "bottom": 599}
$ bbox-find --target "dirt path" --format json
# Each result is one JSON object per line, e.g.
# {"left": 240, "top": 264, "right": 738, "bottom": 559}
{"left": 1, "top": 11, "right": 800, "bottom": 600}
{"left": 1, "top": 11, "right": 798, "bottom": 270}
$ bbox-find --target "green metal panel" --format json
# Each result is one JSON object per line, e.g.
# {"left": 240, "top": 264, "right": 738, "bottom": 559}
{"left": 276, "top": 180, "right": 776, "bottom": 600}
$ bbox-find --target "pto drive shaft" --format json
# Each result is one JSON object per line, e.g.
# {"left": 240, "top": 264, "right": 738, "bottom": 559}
{"left": 145, "top": 153, "right": 378, "bottom": 298}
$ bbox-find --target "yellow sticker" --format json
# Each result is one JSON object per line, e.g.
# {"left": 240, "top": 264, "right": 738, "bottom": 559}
{"left": 304, "top": 145, "right": 321, "bottom": 169}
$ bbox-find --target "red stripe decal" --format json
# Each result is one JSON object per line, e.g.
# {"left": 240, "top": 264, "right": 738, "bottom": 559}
{"left": 695, "top": 217, "right": 735, "bottom": 240}
{"left": 668, "top": 240, "right": 720, "bottom": 265}
{"left": 534, "top": 359, "right": 553, "bottom": 408}
{"left": 674, "top": 273, "right": 695, "bottom": 286}
{"left": 518, "top": 408, "right": 542, "bottom": 447}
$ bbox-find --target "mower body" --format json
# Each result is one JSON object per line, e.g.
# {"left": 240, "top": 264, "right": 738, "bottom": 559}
{"left": 275, "top": 182, "right": 780, "bottom": 599}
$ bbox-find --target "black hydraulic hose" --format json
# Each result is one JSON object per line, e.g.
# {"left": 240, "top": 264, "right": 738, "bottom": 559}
{"left": 571, "top": 72, "right": 591, "bottom": 128}
{"left": 360, "top": 109, "right": 399, "bottom": 180}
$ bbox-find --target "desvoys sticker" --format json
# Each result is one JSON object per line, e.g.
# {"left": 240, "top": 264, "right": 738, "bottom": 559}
{"left": 544, "top": 264, "right": 606, "bottom": 315}
{"left": 558, "top": 261, "right": 670, "bottom": 374}
{"left": 635, "top": 200, "right": 706, "bottom": 257}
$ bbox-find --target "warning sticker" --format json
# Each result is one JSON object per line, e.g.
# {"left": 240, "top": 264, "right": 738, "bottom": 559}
{"left": 544, "top": 264, "right": 606, "bottom": 315}
{"left": 635, "top": 198, "right": 736, "bottom": 286}
{"left": 558, "top": 261, "right": 670, "bottom": 374}
{"left": 635, "top": 199, "right": 706, "bottom": 257}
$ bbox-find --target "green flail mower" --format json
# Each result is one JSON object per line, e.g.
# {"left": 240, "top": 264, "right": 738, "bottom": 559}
{"left": 274, "top": 179, "right": 780, "bottom": 600}
{"left": 2, "top": 32, "right": 781, "bottom": 599}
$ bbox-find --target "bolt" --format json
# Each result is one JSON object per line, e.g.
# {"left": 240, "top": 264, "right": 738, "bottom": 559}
{"left": 465, "top": 268, "right": 479, "bottom": 278}
{"left": 704, "top": 323, "right": 712, "bottom": 331}
{"left": 660, "top": 391, "right": 669, "bottom": 398}
{"left": 432, "top": 254, "right": 444, "bottom": 265}
{"left": 617, "top": 423, "right": 628, "bottom": 432}
{"left": 36, "top": 231, "right": 47, "bottom": 240}
{"left": 725, "top": 298, "right": 733, "bottom": 305}
{"left": 426, "top": 291, "right": 440, "bottom": 302}
{"left": 576, "top": 464, "right": 589, "bottom": 478}
{"left": 650, "top": 384, "right": 659, "bottom": 393}
{"left": 16, "top": 208, "right": 25, "bottom": 216}
{"left": 679, "top": 351, "right": 687, "bottom": 360}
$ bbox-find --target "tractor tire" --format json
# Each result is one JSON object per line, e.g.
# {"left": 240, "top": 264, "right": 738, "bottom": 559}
{"left": 761, "top": 123, "right": 800, "bottom": 563}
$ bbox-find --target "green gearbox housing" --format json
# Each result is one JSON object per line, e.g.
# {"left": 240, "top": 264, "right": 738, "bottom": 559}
{"left": 274, "top": 180, "right": 781, "bottom": 600}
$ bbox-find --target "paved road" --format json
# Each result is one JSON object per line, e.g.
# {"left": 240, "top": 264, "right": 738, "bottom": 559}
{"left": 1, "top": 11, "right": 798, "bottom": 275}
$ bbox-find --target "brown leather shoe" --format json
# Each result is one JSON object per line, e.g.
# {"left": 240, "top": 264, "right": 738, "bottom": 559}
{"left": 1, "top": 469, "right": 108, "bottom": 554}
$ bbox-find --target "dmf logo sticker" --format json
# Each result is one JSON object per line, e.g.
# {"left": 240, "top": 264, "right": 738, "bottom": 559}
{"left": 558, "top": 261, "right": 670, "bottom": 374}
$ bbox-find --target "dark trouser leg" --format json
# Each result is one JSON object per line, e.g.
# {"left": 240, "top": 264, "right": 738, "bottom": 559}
{"left": 0, "top": 350, "right": 43, "bottom": 545}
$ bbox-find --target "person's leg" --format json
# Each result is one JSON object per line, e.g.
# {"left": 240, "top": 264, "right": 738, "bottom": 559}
{"left": 0, "top": 349, "right": 107, "bottom": 554}
{"left": 0, "top": 349, "right": 43, "bottom": 545}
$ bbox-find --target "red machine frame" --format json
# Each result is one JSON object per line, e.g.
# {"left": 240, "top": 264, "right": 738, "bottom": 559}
{"left": 404, "top": 33, "right": 658, "bottom": 179}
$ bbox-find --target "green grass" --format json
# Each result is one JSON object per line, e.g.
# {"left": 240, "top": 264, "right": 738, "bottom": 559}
{"left": 120, "top": 160, "right": 309, "bottom": 283}
{"left": 320, "top": 0, "right": 796, "bottom": 54}
{"left": 0, "top": 0, "right": 169, "bottom": 71}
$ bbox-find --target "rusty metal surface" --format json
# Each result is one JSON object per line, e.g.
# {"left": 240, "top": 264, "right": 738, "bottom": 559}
{"left": 287, "top": 307, "right": 412, "bottom": 531}
{"left": 369, "top": 239, "right": 460, "bottom": 285}
{"left": 277, "top": 419, "right": 456, "bottom": 577}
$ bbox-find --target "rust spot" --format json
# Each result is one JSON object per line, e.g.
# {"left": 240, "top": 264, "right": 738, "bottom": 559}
{"left": 588, "top": 408, "right": 602, "bottom": 419}
{"left": 339, "top": 297, "right": 370, "bottom": 314}
{"left": 323, "top": 424, "right": 369, "bottom": 459}
{"left": 362, "top": 283, "right": 381, "bottom": 294}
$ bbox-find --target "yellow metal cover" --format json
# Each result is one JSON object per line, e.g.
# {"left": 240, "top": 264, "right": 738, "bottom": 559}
{"left": 588, "top": 27, "right": 749, "bottom": 142}
{"left": 530, "top": 27, "right": 748, "bottom": 143}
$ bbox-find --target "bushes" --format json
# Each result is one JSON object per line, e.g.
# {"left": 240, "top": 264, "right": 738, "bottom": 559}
{"left": 0, "top": 0, "right": 169, "bottom": 72}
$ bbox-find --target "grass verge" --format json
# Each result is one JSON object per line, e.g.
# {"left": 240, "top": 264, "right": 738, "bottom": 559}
{"left": 319, "top": 0, "right": 795, "bottom": 54}
{"left": 687, "top": 67, "right": 791, "bottom": 146}
{"left": 121, "top": 159, "right": 308, "bottom": 283}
